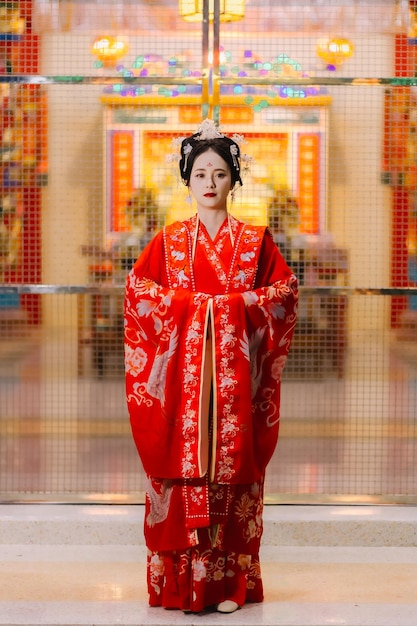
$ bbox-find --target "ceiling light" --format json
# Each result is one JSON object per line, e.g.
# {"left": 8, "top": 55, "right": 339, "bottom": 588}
{"left": 179, "top": 0, "right": 245, "bottom": 23}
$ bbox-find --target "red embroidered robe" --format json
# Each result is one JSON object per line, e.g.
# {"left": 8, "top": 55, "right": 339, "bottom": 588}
{"left": 125, "top": 215, "right": 297, "bottom": 487}
{"left": 124, "top": 214, "right": 297, "bottom": 610}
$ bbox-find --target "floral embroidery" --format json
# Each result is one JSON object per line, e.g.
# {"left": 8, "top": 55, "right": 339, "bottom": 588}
{"left": 148, "top": 551, "right": 165, "bottom": 596}
{"left": 213, "top": 568, "right": 225, "bottom": 581}
{"left": 134, "top": 277, "right": 162, "bottom": 298}
{"left": 192, "top": 558, "right": 207, "bottom": 582}
{"left": 209, "top": 484, "right": 227, "bottom": 502}
{"left": 136, "top": 299, "right": 159, "bottom": 317}
{"left": 164, "top": 222, "right": 193, "bottom": 290}
{"left": 233, "top": 484, "right": 264, "bottom": 544}
{"left": 190, "top": 486, "right": 204, "bottom": 505}
{"left": 172, "top": 249, "right": 185, "bottom": 261}
{"left": 228, "top": 224, "right": 262, "bottom": 291}
{"left": 205, "top": 552, "right": 227, "bottom": 583}
{"left": 237, "top": 554, "right": 251, "bottom": 569}
{"left": 235, "top": 492, "right": 256, "bottom": 521}
{"left": 270, "top": 354, "right": 287, "bottom": 382}
{"left": 144, "top": 486, "right": 266, "bottom": 608}
{"left": 247, "top": 558, "right": 262, "bottom": 590}
{"left": 240, "top": 251, "right": 255, "bottom": 263}
{"left": 220, "top": 323, "right": 238, "bottom": 350}
{"left": 124, "top": 344, "right": 147, "bottom": 376}
{"left": 180, "top": 298, "right": 211, "bottom": 477}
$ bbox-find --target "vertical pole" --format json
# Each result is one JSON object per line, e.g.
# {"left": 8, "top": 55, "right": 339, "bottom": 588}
{"left": 201, "top": 0, "right": 210, "bottom": 120}
{"left": 212, "top": 0, "right": 220, "bottom": 124}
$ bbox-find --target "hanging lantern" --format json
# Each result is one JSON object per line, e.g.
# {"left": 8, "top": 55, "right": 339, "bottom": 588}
{"left": 179, "top": 0, "right": 245, "bottom": 22}
{"left": 316, "top": 37, "right": 354, "bottom": 70}
{"left": 91, "top": 36, "right": 128, "bottom": 66}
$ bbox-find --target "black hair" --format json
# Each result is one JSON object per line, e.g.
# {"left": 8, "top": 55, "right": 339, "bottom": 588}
{"left": 179, "top": 136, "right": 243, "bottom": 187}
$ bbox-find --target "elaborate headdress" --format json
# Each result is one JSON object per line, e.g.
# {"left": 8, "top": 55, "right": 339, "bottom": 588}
{"left": 168, "top": 119, "right": 252, "bottom": 186}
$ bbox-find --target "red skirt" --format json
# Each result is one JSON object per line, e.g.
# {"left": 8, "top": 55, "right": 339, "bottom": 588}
{"left": 143, "top": 477, "right": 265, "bottom": 612}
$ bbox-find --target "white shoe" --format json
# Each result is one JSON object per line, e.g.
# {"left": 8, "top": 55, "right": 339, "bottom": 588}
{"left": 217, "top": 600, "right": 240, "bottom": 613}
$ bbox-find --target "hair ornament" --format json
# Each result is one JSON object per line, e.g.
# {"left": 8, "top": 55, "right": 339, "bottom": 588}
{"left": 229, "top": 144, "right": 239, "bottom": 170}
{"left": 166, "top": 135, "right": 186, "bottom": 165}
{"left": 195, "top": 118, "right": 225, "bottom": 140}
{"left": 231, "top": 133, "right": 245, "bottom": 146}
{"left": 195, "top": 118, "right": 224, "bottom": 141}
{"left": 181, "top": 142, "right": 193, "bottom": 172}
{"left": 230, "top": 132, "right": 252, "bottom": 177}
{"left": 167, "top": 119, "right": 252, "bottom": 186}
{"left": 240, "top": 152, "right": 253, "bottom": 176}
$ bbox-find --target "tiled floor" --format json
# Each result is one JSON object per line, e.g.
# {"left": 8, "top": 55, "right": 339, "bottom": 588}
{"left": 0, "top": 505, "right": 416, "bottom": 626}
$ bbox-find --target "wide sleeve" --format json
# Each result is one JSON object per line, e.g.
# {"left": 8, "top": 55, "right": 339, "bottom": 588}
{"left": 125, "top": 225, "right": 298, "bottom": 484}
{"left": 254, "top": 227, "right": 293, "bottom": 288}
{"left": 124, "top": 255, "right": 212, "bottom": 479}
{"left": 129, "top": 230, "right": 168, "bottom": 286}
{"left": 209, "top": 268, "right": 298, "bottom": 483}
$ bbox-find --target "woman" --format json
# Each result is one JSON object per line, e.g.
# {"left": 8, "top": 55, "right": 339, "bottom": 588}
{"left": 124, "top": 119, "right": 298, "bottom": 614}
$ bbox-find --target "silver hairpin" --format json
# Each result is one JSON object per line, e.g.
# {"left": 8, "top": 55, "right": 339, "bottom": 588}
{"left": 230, "top": 145, "right": 239, "bottom": 169}
{"left": 182, "top": 143, "right": 193, "bottom": 172}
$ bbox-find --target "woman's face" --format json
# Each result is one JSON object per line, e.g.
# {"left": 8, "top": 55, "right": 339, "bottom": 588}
{"left": 189, "top": 148, "right": 233, "bottom": 211}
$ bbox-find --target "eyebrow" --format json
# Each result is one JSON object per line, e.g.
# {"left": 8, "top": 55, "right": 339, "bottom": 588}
{"left": 194, "top": 167, "right": 227, "bottom": 172}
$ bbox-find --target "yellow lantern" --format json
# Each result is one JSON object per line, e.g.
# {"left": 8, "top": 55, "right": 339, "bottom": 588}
{"left": 91, "top": 36, "right": 128, "bottom": 66}
{"left": 179, "top": 0, "right": 245, "bottom": 22}
{"left": 316, "top": 37, "right": 354, "bottom": 69}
